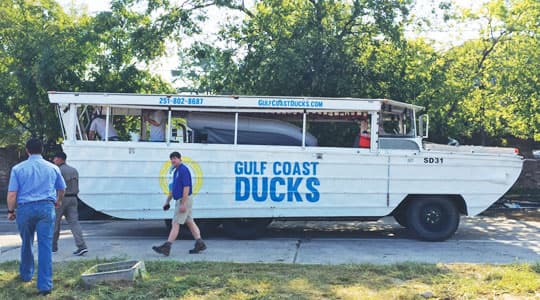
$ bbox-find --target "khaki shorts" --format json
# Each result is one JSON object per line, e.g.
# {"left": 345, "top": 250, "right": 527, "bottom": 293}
{"left": 173, "top": 195, "right": 193, "bottom": 225}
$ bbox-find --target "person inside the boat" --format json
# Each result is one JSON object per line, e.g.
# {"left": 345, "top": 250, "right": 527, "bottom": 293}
{"left": 143, "top": 109, "right": 166, "bottom": 142}
{"left": 354, "top": 119, "right": 370, "bottom": 148}
{"left": 88, "top": 112, "right": 119, "bottom": 141}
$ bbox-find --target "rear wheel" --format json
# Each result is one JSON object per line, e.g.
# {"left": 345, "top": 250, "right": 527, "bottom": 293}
{"left": 406, "top": 197, "right": 460, "bottom": 241}
{"left": 222, "top": 218, "right": 272, "bottom": 239}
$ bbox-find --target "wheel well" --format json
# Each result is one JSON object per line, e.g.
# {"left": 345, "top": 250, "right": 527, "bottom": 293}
{"left": 391, "top": 194, "right": 468, "bottom": 216}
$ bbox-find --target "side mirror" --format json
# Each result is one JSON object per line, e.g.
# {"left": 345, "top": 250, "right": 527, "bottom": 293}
{"left": 418, "top": 114, "right": 429, "bottom": 138}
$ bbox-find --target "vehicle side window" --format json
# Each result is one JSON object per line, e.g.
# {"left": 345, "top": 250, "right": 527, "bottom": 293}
{"left": 184, "top": 112, "right": 234, "bottom": 144}
{"left": 111, "top": 107, "right": 141, "bottom": 141}
{"left": 237, "top": 112, "right": 307, "bottom": 146}
{"left": 380, "top": 111, "right": 415, "bottom": 137}
{"left": 306, "top": 112, "right": 369, "bottom": 148}
{"left": 76, "top": 105, "right": 122, "bottom": 141}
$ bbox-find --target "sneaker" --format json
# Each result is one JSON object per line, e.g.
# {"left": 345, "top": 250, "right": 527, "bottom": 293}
{"left": 52, "top": 246, "right": 58, "bottom": 253}
{"left": 73, "top": 248, "right": 88, "bottom": 256}
{"left": 189, "top": 239, "right": 206, "bottom": 254}
{"left": 152, "top": 242, "right": 171, "bottom": 256}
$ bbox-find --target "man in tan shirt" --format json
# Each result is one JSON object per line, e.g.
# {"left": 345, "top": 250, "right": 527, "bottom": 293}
{"left": 52, "top": 152, "right": 88, "bottom": 256}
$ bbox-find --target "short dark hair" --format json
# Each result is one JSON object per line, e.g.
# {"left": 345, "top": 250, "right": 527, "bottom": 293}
{"left": 26, "top": 138, "right": 43, "bottom": 154}
{"left": 54, "top": 151, "right": 67, "bottom": 161}
{"left": 169, "top": 151, "right": 181, "bottom": 159}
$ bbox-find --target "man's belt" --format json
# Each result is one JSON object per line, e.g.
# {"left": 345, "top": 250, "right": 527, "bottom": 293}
{"left": 65, "top": 194, "right": 78, "bottom": 197}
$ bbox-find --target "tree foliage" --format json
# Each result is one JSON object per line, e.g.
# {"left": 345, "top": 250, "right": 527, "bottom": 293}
{"left": 0, "top": 0, "right": 204, "bottom": 146}
{"left": 180, "top": 0, "right": 539, "bottom": 145}
{"left": 421, "top": 0, "right": 540, "bottom": 145}
{"left": 0, "top": 0, "right": 538, "bottom": 148}
{"left": 0, "top": 0, "right": 88, "bottom": 145}
{"left": 183, "top": 0, "right": 414, "bottom": 97}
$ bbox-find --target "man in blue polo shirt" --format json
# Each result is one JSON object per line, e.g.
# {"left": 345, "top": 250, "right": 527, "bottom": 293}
{"left": 152, "top": 151, "right": 206, "bottom": 256}
{"left": 6, "top": 138, "right": 66, "bottom": 296}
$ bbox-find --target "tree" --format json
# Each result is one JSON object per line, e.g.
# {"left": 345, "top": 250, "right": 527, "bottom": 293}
{"left": 80, "top": 0, "right": 200, "bottom": 93}
{"left": 0, "top": 0, "right": 209, "bottom": 146}
{"left": 178, "top": 0, "right": 539, "bottom": 146}
{"left": 181, "top": 0, "right": 414, "bottom": 98}
{"left": 0, "top": 0, "right": 92, "bottom": 146}
{"left": 426, "top": 0, "right": 540, "bottom": 144}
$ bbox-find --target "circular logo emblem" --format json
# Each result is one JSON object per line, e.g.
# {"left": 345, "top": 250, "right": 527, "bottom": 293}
{"left": 159, "top": 157, "right": 203, "bottom": 196}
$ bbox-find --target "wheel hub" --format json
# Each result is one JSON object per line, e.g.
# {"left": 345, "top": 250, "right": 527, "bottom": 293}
{"left": 424, "top": 207, "right": 442, "bottom": 225}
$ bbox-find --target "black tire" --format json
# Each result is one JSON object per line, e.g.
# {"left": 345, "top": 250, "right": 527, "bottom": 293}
{"left": 406, "top": 197, "right": 460, "bottom": 241}
{"left": 222, "top": 218, "right": 272, "bottom": 239}
{"left": 393, "top": 210, "right": 408, "bottom": 228}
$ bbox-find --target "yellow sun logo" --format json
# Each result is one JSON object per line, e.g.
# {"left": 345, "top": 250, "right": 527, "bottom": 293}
{"left": 159, "top": 157, "right": 203, "bottom": 196}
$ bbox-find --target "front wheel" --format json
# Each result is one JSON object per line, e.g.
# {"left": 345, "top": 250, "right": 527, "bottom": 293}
{"left": 406, "top": 197, "right": 460, "bottom": 241}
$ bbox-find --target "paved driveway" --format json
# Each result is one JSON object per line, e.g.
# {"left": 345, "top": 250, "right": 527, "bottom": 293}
{"left": 1, "top": 210, "right": 539, "bottom": 264}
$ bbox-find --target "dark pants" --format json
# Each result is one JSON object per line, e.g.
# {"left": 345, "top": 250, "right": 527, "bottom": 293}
{"left": 16, "top": 201, "right": 55, "bottom": 292}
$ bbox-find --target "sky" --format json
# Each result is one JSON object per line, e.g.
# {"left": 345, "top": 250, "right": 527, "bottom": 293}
{"left": 57, "top": 0, "right": 109, "bottom": 14}
{"left": 56, "top": 0, "right": 486, "bottom": 85}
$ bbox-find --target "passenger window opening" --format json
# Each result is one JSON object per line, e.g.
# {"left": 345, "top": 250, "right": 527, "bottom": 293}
{"left": 84, "top": 105, "right": 120, "bottom": 141}
{"left": 69, "top": 100, "right": 412, "bottom": 149}
{"left": 170, "top": 113, "right": 192, "bottom": 143}
{"left": 141, "top": 109, "right": 167, "bottom": 142}
{"left": 236, "top": 111, "right": 308, "bottom": 146}
{"left": 183, "top": 111, "right": 235, "bottom": 144}
{"left": 379, "top": 106, "right": 415, "bottom": 138}
{"left": 107, "top": 106, "right": 142, "bottom": 142}
{"left": 72, "top": 105, "right": 175, "bottom": 142}
{"left": 176, "top": 111, "right": 310, "bottom": 146}
{"left": 70, "top": 104, "right": 381, "bottom": 149}
{"left": 356, "top": 118, "right": 371, "bottom": 148}
{"left": 306, "top": 111, "right": 371, "bottom": 148}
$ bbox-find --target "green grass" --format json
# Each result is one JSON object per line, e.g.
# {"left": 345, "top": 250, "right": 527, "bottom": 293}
{"left": 0, "top": 260, "right": 539, "bottom": 299}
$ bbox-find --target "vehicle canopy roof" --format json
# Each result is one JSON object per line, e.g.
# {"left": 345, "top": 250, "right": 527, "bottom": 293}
{"left": 48, "top": 92, "right": 424, "bottom": 113}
